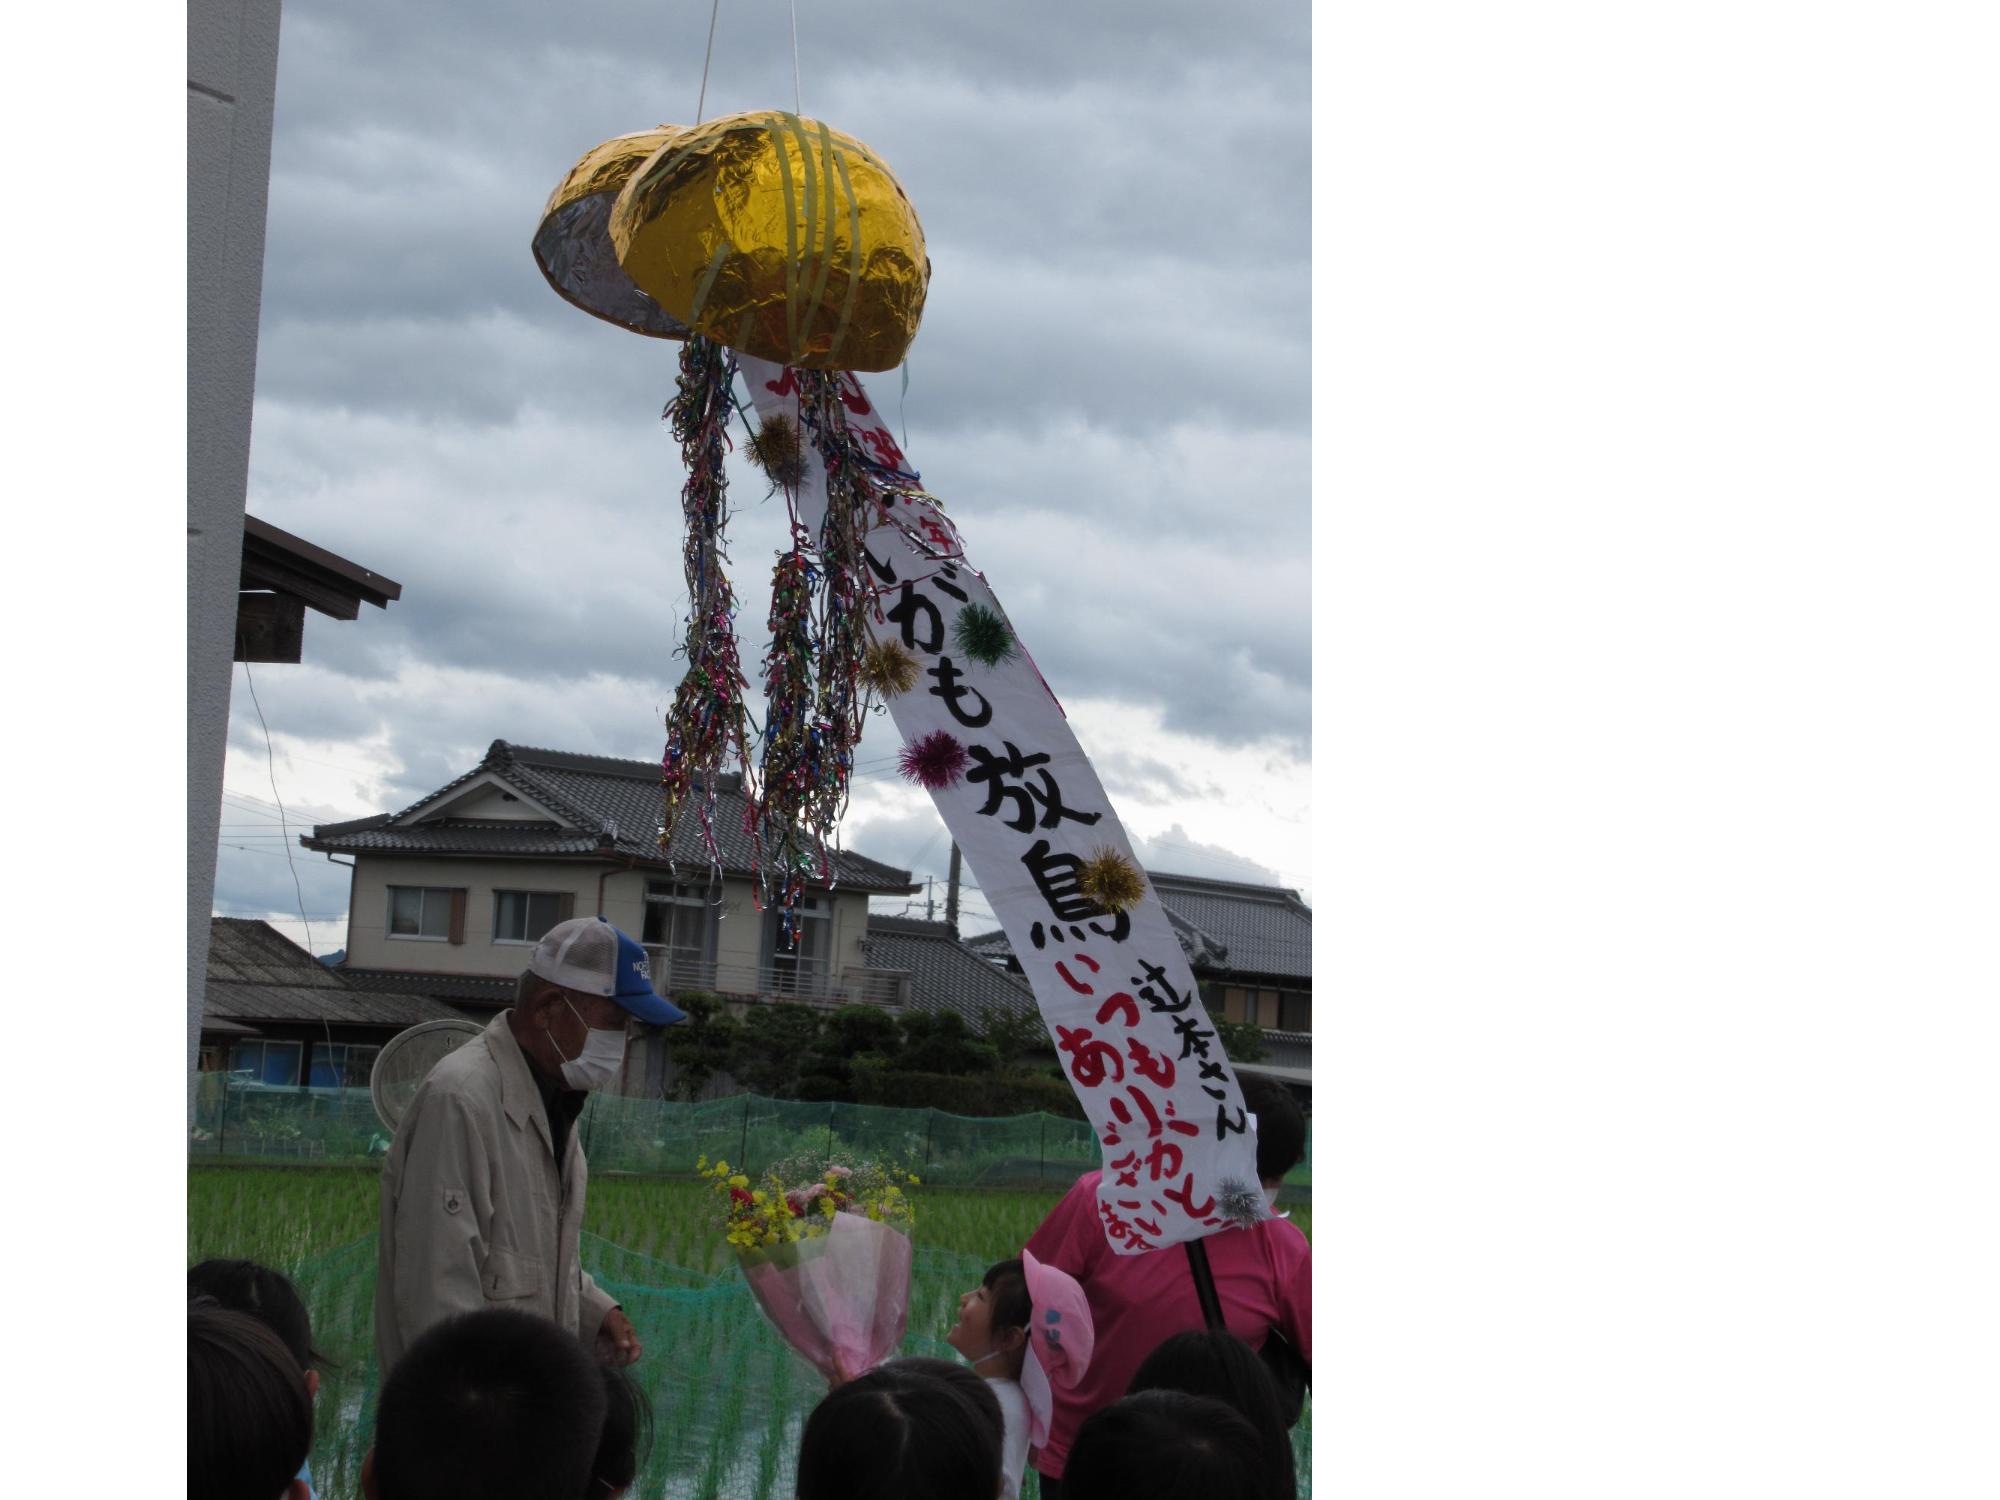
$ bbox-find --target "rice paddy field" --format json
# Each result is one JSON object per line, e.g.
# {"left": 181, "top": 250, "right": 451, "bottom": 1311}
{"left": 189, "top": 1165, "right": 1313, "bottom": 1499}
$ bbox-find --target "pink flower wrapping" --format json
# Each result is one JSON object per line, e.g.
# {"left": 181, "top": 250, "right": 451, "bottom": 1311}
{"left": 737, "top": 1211, "right": 914, "bottom": 1385}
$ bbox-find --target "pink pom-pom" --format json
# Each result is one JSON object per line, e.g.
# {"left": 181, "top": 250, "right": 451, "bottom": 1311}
{"left": 898, "top": 731, "right": 970, "bottom": 790}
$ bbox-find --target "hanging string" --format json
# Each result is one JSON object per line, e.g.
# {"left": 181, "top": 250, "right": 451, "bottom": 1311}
{"left": 789, "top": 0, "right": 803, "bottom": 114}
{"left": 695, "top": 0, "right": 722, "bottom": 125}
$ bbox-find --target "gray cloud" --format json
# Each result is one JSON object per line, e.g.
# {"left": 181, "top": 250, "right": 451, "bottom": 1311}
{"left": 225, "top": 0, "right": 1308, "bottom": 936}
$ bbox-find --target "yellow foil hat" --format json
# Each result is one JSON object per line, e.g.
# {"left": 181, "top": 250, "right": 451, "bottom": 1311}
{"left": 608, "top": 110, "right": 927, "bottom": 371}
{"left": 533, "top": 127, "right": 693, "bottom": 339}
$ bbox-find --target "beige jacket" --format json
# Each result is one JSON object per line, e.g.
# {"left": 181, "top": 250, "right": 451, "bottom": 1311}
{"left": 373, "top": 1011, "right": 618, "bottom": 1375}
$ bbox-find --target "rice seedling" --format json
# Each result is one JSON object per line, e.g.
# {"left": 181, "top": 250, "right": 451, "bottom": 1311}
{"left": 189, "top": 1162, "right": 1313, "bottom": 1499}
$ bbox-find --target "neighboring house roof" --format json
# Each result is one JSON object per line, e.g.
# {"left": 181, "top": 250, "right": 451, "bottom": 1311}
{"left": 338, "top": 968, "right": 519, "bottom": 1009}
{"left": 964, "top": 870, "right": 1310, "bottom": 984}
{"left": 204, "top": 918, "right": 470, "bottom": 1029}
{"left": 1148, "top": 872, "right": 1312, "bottom": 982}
{"left": 303, "top": 739, "right": 919, "bottom": 895}
{"left": 862, "top": 915, "right": 1036, "bottom": 1028}
{"left": 1234, "top": 1027, "right": 1312, "bottom": 1088}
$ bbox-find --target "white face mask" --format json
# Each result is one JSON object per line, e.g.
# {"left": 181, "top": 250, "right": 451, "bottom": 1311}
{"left": 553, "top": 998, "right": 627, "bottom": 1091}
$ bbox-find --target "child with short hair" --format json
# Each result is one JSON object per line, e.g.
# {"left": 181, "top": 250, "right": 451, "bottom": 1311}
{"left": 797, "top": 1357, "right": 1003, "bottom": 1500}
{"left": 189, "top": 1258, "right": 329, "bottom": 1498}
{"left": 362, "top": 1308, "right": 608, "bottom": 1500}
{"left": 188, "top": 1301, "right": 314, "bottom": 1500}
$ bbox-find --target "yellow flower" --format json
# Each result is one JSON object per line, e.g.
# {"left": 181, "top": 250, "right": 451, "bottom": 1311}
{"left": 729, "top": 1173, "right": 749, "bottom": 1189}
{"left": 819, "top": 1197, "right": 837, "bottom": 1216}
{"left": 907, "top": 1174, "right": 921, "bottom": 1186}
{"left": 696, "top": 1155, "right": 708, "bottom": 1171}
{"left": 751, "top": 1189, "right": 767, "bottom": 1205}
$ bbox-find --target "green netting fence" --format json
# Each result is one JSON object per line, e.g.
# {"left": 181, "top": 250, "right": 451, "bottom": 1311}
{"left": 280, "top": 1230, "right": 1312, "bottom": 1500}
{"left": 189, "top": 1077, "right": 1312, "bottom": 1190}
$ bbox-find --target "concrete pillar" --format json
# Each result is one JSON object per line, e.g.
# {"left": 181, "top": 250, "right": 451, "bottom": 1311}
{"left": 188, "top": 0, "right": 283, "bottom": 1125}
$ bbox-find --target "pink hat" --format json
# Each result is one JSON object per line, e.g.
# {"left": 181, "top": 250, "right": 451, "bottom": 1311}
{"left": 1019, "top": 1250, "right": 1094, "bottom": 1450}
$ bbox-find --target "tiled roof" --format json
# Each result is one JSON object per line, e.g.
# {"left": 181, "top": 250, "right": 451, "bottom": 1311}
{"left": 862, "top": 916, "right": 1036, "bottom": 1029}
{"left": 338, "top": 968, "right": 519, "bottom": 1009}
{"left": 1148, "top": 872, "right": 1312, "bottom": 981}
{"left": 204, "top": 919, "right": 472, "bottom": 1028}
{"left": 966, "top": 873, "right": 1310, "bottom": 986}
{"left": 304, "top": 740, "right": 918, "bottom": 895}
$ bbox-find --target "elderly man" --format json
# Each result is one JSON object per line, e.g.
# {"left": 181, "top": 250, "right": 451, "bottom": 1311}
{"left": 374, "top": 916, "right": 685, "bottom": 1376}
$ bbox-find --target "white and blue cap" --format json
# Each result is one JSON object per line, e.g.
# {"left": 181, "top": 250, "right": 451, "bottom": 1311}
{"left": 527, "top": 916, "right": 688, "bottom": 1026}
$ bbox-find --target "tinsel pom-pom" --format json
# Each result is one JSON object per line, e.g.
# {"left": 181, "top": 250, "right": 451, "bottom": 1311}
{"left": 746, "top": 413, "right": 809, "bottom": 492}
{"left": 860, "top": 638, "right": 922, "bottom": 698}
{"left": 898, "top": 730, "right": 970, "bottom": 790}
{"left": 1077, "top": 847, "right": 1146, "bottom": 913}
{"left": 1213, "top": 1177, "right": 1268, "bottom": 1229}
{"left": 952, "top": 603, "right": 1018, "bottom": 666}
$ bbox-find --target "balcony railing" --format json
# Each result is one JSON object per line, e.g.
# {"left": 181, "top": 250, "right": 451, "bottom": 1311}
{"left": 643, "top": 948, "right": 911, "bottom": 1009}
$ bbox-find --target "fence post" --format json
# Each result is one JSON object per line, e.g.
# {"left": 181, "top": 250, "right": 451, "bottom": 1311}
{"left": 739, "top": 1093, "right": 749, "bottom": 1172}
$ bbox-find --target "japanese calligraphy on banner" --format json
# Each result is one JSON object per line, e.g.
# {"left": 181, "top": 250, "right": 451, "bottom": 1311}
{"left": 740, "top": 355, "right": 1266, "bottom": 1254}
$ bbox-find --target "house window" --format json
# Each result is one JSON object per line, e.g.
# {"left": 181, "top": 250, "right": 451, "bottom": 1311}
{"left": 229, "top": 1039, "right": 302, "bottom": 1087}
{"left": 493, "top": 890, "right": 572, "bottom": 945}
{"left": 388, "top": 886, "right": 458, "bottom": 940}
{"left": 1278, "top": 991, "right": 1311, "bottom": 1032}
{"left": 308, "top": 1043, "right": 382, "bottom": 1089}
{"left": 766, "top": 893, "right": 831, "bottom": 993}
{"left": 643, "top": 882, "right": 716, "bottom": 984}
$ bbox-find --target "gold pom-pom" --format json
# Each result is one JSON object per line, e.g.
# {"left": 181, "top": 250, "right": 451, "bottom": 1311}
{"left": 860, "top": 639, "right": 921, "bottom": 698}
{"left": 746, "top": 413, "right": 808, "bottom": 492}
{"left": 1077, "top": 848, "right": 1146, "bottom": 913}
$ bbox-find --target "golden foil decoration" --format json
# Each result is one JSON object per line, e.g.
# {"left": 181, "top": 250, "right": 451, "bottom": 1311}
{"left": 608, "top": 110, "right": 928, "bottom": 371}
{"left": 533, "top": 128, "right": 693, "bottom": 339}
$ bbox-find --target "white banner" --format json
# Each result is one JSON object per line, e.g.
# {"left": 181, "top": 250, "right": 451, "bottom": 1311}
{"left": 739, "top": 356, "right": 1264, "bottom": 1253}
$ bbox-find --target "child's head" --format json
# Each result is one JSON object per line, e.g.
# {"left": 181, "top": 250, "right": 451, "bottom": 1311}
{"left": 189, "top": 1301, "right": 314, "bottom": 1500}
{"left": 1237, "top": 1077, "right": 1307, "bottom": 1188}
{"left": 945, "top": 1257, "right": 1031, "bottom": 1380}
{"left": 591, "top": 1363, "right": 652, "bottom": 1497}
{"left": 1129, "top": 1331, "right": 1295, "bottom": 1500}
{"left": 1062, "top": 1389, "right": 1269, "bottom": 1500}
{"left": 188, "top": 1258, "right": 328, "bottom": 1398}
{"left": 797, "top": 1356, "right": 1002, "bottom": 1500}
{"left": 363, "top": 1309, "right": 607, "bottom": 1500}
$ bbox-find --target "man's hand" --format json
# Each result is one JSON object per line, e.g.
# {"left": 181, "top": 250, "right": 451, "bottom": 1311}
{"left": 596, "top": 1306, "right": 642, "bottom": 1366}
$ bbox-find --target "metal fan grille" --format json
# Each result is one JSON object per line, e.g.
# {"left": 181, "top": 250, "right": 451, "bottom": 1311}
{"left": 369, "top": 1019, "right": 485, "bottom": 1132}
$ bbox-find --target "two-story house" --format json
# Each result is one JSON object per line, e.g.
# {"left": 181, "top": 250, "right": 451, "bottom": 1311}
{"left": 966, "top": 870, "right": 1313, "bottom": 1103}
{"left": 302, "top": 739, "right": 926, "bottom": 1093}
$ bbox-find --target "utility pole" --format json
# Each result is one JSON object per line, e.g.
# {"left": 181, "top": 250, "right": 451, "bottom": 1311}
{"left": 945, "top": 842, "right": 962, "bottom": 934}
{"left": 925, "top": 876, "right": 934, "bottom": 921}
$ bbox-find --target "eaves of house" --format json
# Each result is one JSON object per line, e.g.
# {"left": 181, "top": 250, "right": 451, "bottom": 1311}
{"left": 303, "top": 739, "right": 918, "bottom": 894}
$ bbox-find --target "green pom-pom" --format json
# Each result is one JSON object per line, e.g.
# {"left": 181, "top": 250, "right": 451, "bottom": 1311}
{"left": 952, "top": 603, "right": 1017, "bottom": 667}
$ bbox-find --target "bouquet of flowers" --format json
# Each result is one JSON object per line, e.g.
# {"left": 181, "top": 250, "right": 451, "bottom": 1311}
{"left": 697, "top": 1153, "right": 920, "bottom": 1385}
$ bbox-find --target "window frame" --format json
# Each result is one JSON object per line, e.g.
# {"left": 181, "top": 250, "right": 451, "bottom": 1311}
{"left": 229, "top": 1038, "right": 303, "bottom": 1088}
{"left": 386, "top": 885, "right": 457, "bottom": 942}
{"left": 491, "top": 889, "right": 571, "bottom": 946}
{"left": 307, "top": 1041, "right": 382, "bottom": 1090}
{"left": 765, "top": 892, "right": 832, "bottom": 990}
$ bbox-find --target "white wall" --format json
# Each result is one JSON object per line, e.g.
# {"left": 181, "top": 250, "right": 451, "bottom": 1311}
{"left": 343, "top": 855, "right": 877, "bottom": 985}
{"left": 188, "top": 0, "right": 283, "bottom": 1125}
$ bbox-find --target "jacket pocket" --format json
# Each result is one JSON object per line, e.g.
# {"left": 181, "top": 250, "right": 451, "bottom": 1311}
{"left": 483, "top": 1246, "right": 545, "bottom": 1302}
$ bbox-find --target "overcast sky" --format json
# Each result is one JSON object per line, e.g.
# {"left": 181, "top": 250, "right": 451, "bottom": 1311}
{"left": 217, "top": 0, "right": 1311, "bottom": 953}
